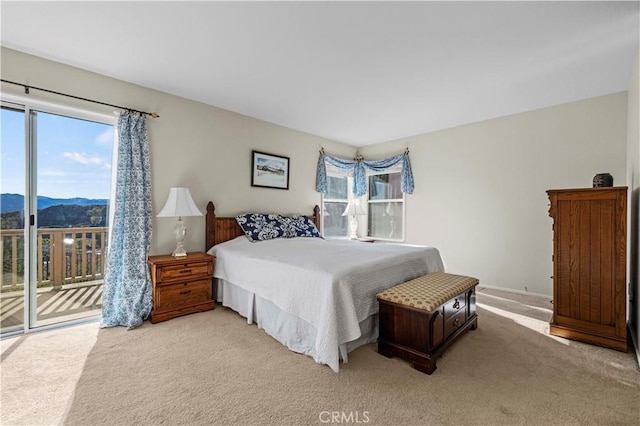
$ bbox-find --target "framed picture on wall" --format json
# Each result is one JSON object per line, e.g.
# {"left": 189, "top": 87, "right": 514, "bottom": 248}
{"left": 251, "top": 150, "right": 290, "bottom": 190}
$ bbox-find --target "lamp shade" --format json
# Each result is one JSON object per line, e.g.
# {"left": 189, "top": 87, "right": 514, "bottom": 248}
{"left": 342, "top": 199, "right": 366, "bottom": 216}
{"left": 157, "top": 187, "right": 203, "bottom": 217}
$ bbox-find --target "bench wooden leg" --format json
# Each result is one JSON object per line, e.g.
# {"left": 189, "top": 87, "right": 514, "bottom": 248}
{"left": 470, "top": 317, "right": 478, "bottom": 330}
{"left": 414, "top": 359, "right": 437, "bottom": 375}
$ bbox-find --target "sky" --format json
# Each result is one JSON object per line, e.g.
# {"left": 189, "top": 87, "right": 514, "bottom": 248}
{"left": 256, "top": 156, "right": 286, "bottom": 172}
{"left": 1, "top": 108, "right": 114, "bottom": 200}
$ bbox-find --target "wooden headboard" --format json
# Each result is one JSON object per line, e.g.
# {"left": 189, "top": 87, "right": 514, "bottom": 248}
{"left": 205, "top": 202, "right": 321, "bottom": 252}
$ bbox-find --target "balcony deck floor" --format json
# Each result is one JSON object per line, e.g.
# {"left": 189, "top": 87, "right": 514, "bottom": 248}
{"left": 1, "top": 281, "right": 102, "bottom": 332}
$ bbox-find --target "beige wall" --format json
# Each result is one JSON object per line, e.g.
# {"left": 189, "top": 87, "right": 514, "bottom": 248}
{"left": 361, "top": 93, "right": 628, "bottom": 297}
{"left": 0, "top": 47, "right": 355, "bottom": 255}
{"left": 627, "top": 50, "right": 640, "bottom": 362}
{"left": 1, "top": 47, "right": 632, "bottom": 301}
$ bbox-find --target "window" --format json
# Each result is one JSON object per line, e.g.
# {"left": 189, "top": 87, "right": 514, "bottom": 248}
{"left": 367, "top": 172, "right": 404, "bottom": 240}
{"left": 322, "top": 171, "right": 404, "bottom": 240}
{"left": 322, "top": 175, "right": 348, "bottom": 237}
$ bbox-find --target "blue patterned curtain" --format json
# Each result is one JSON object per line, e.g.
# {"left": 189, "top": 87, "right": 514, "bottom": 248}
{"left": 101, "top": 111, "right": 153, "bottom": 329}
{"left": 316, "top": 150, "right": 414, "bottom": 196}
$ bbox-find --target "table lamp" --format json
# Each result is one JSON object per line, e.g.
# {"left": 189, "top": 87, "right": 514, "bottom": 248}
{"left": 342, "top": 199, "right": 366, "bottom": 240}
{"left": 157, "top": 187, "right": 203, "bottom": 257}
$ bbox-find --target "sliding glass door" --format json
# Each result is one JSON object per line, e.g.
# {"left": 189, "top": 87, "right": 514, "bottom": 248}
{"left": 1, "top": 101, "right": 115, "bottom": 334}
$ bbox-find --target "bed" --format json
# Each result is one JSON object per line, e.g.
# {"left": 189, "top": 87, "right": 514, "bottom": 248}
{"left": 205, "top": 202, "right": 445, "bottom": 372}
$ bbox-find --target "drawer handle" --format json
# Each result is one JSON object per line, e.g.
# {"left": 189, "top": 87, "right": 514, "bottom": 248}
{"left": 179, "top": 269, "right": 192, "bottom": 274}
{"left": 453, "top": 318, "right": 461, "bottom": 327}
{"left": 179, "top": 290, "right": 192, "bottom": 295}
{"left": 453, "top": 299, "right": 460, "bottom": 309}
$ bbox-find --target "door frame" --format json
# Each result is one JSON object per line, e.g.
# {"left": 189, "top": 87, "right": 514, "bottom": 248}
{"left": 1, "top": 93, "right": 116, "bottom": 335}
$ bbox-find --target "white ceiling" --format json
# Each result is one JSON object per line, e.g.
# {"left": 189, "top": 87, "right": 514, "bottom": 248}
{"left": 1, "top": 1, "right": 639, "bottom": 146}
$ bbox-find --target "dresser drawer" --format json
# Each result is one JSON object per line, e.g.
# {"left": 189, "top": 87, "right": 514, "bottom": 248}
{"left": 444, "top": 293, "right": 466, "bottom": 319}
{"left": 154, "top": 279, "right": 212, "bottom": 313}
{"left": 156, "top": 261, "right": 212, "bottom": 283}
{"left": 445, "top": 309, "right": 467, "bottom": 338}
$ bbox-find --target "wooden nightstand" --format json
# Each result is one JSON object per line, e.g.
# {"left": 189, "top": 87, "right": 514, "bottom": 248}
{"left": 148, "top": 252, "right": 215, "bottom": 323}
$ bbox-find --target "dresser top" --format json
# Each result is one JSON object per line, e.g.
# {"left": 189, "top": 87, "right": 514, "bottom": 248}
{"left": 547, "top": 186, "right": 627, "bottom": 195}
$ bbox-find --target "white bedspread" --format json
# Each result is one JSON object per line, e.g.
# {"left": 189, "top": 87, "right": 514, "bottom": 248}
{"left": 209, "top": 237, "right": 444, "bottom": 372}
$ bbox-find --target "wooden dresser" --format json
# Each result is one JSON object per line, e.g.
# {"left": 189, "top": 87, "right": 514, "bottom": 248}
{"left": 547, "top": 187, "right": 627, "bottom": 351}
{"left": 148, "top": 252, "right": 215, "bottom": 323}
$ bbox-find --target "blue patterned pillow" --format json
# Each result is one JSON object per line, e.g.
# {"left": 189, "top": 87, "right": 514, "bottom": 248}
{"left": 235, "top": 214, "right": 290, "bottom": 242}
{"left": 284, "top": 215, "right": 323, "bottom": 239}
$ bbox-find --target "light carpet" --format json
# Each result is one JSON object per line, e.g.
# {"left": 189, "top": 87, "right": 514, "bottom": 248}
{"left": 1, "top": 288, "right": 639, "bottom": 425}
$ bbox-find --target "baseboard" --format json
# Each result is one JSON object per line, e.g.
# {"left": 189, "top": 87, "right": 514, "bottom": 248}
{"left": 630, "top": 324, "right": 640, "bottom": 369}
{"left": 478, "top": 284, "right": 552, "bottom": 300}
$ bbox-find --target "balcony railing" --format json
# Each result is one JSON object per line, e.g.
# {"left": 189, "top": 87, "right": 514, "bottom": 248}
{"left": 1, "top": 227, "right": 108, "bottom": 291}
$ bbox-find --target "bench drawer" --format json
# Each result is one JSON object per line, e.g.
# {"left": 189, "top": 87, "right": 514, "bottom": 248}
{"left": 445, "top": 309, "right": 467, "bottom": 338}
{"left": 444, "top": 293, "right": 466, "bottom": 319}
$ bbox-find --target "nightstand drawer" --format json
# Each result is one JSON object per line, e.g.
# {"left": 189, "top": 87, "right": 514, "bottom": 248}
{"left": 154, "top": 279, "right": 212, "bottom": 312}
{"left": 156, "top": 261, "right": 212, "bottom": 283}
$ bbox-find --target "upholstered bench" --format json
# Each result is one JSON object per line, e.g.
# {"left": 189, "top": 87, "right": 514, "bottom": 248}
{"left": 377, "top": 272, "right": 479, "bottom": 374}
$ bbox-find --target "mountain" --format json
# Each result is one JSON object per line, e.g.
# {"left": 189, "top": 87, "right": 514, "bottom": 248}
{"left": 1, "top": 204, "right": 108, "bottom": 229}
{"left": 0, "top": 193, "right": 108, "bottom": 213}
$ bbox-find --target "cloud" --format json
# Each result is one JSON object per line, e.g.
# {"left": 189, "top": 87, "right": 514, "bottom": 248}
{"left": 63, "top": 152, "right": 103, "bottom": 166}
{"left": 95, "top": 128, "right": 114, "bottom": 146}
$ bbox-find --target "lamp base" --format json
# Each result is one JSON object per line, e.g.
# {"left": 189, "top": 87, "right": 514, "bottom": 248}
{"left": 172, "top": 217, "right": 188, "bottom": 257}
{"left": 172, "top": 249, "right": 188, "bottom": 257}
{"left": 348, "top": 216, "right": 359, "bottom": 240}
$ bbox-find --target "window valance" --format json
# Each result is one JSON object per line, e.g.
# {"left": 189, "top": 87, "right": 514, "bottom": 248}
{"left": 316, "top": 149, "right": 414, "bottom": 196}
